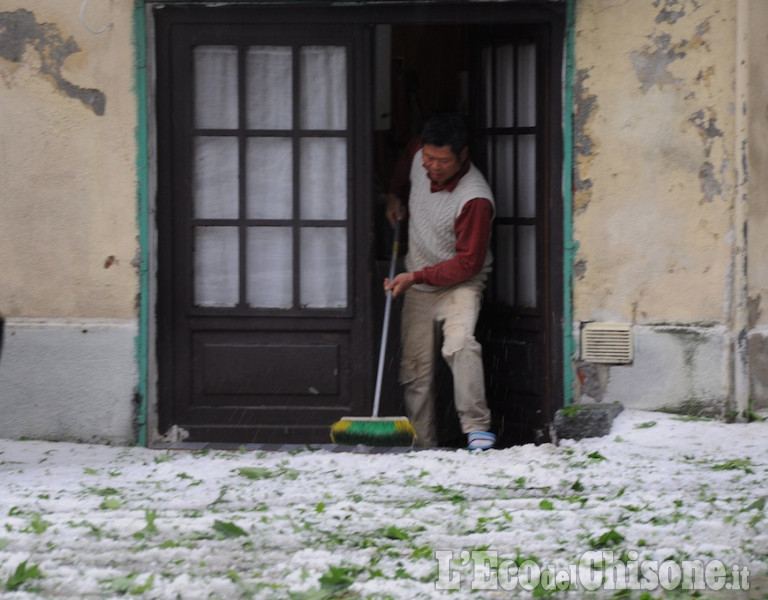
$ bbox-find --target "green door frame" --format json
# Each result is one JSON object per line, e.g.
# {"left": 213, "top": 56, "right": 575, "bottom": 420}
{"left": 133, "top": 0, "right": 150, "bottom": 446}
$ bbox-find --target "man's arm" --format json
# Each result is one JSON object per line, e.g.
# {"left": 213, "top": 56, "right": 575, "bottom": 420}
{"left": 385, "top": 198, "right": 493, "bottom": 296}
{"left": 385, "top": 138, "right": 422, "bottom": 227}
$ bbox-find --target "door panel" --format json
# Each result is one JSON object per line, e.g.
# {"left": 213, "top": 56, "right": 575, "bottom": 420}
{"left": 155, "top": 10, "right": 373, "bottom": 444}
{"left": 193, "top": 335, "right": 342, "bottom": 397}
{"left": 471, "top": 27, "right": 562, "bottom": 447}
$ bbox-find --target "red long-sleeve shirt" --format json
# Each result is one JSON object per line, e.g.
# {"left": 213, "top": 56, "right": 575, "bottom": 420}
{"left": 388, "top": 139, "right": 493, "bottom": 288}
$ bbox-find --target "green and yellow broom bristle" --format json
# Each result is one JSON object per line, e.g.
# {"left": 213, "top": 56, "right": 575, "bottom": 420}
{"left": 330, "top": 417, "right": 416, "bottom": 447}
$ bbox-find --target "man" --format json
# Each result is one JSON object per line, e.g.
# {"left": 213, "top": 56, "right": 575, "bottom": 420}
{"left": 384, "top": 114, "right": 496, "bottom": 450}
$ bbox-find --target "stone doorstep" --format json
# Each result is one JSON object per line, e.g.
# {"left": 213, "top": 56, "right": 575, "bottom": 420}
{"left": 552, "top": 403, "right": 624, "bottom": 443}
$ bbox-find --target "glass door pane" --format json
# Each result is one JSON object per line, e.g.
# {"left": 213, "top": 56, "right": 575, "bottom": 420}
{"left": 300, "top": 46, "right": 347, "bottom": 130}
{"left": 194, "top": 46, "right": 238, "bottom": 129}
{"left": 246, "top": 46, "right": 293, "bottom": 130}
{"left": 247, "top": 227, "right": 293, "bottom": 308}
{"left": 518, "top": 134, "right": 536, "bottom": 218}
{"left": 494, "top": 136, "right": 515, "bottom": 218}
{"left": 194, "top": 227, "right": 239, "bottom": 307}
{"left": 300, "top": 228, "right": 347, "bottom": 308}
{"left": 194, "top": 137, "right": 239, "bottom": 219}
{"left": 495, "top": 44, "right": 515, "bottom": 127}
{"left": 191, "top": 42, "right": 350, "bottom": 312}
{"left": 299, "top": 138, "right": 347, "bottom": 220}
{"left": 517, "top": 42, "right": 537, "bottom": 127}
{"left": 518, "top": 225, "right": 537, "bottom": 307}
{"left": 246, "top": 138, "right": 293, "bottom": 219}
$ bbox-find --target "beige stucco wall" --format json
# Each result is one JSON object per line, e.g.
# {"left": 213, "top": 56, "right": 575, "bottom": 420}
{"left": 746, "top": 0, "right": 768, "bottom": 325}
{"left": 0, "top": 1, "right": 139, "bottom": 444}
{"left": 0, "top": 1, "right": 138, "bottom": 318}
{"left": 569, "top": 0, "right": 768, "bottom": 416}
{"left": 572, "top": 0, "right": 737, "bottom": 325}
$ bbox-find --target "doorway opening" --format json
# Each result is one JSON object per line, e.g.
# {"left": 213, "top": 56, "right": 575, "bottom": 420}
{"left": 370, "top": 23, "right": 560, "bottom": 447}
{"left": 152, "top": 5, "right": 563, "bottom": 447}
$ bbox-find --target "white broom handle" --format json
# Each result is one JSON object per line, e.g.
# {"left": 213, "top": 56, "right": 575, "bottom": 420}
{"left": 372, "top": 219, "right": 401, "bottom": 417}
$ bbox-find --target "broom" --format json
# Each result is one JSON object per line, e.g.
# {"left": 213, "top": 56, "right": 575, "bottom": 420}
{"left": 330, "top": 219, "right": 417, "bottom": 446}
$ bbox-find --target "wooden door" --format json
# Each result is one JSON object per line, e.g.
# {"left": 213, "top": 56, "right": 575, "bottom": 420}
{"left": 155, "top": 8, "right": 373, "bottom": 444}
{"left": 472, "top": 25, "right": 564, "bottom": 446}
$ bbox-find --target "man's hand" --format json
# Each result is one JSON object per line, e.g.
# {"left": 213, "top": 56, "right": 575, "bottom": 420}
{"left": 386, "top": 193, "right": 407, "bottom": 228}
{"left": 384, "top": 272, "right": 415, "bottom": 298}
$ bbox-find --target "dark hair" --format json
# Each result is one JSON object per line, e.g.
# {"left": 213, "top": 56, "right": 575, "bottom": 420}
{"left": 420, "top": 114, "right": 468, "bottom": 159}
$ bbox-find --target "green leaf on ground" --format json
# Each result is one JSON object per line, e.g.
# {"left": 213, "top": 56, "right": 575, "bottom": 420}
{"left": 382, "top": 525, "right": 411, "bottom": 540}
{"left": 236, "top": 466, "right": 300, "bottom": 480}
{"left": 26, "top": 513, "right": 51, "bottom": 534}
{"left": 712, "top": 459, "right": 752, "bottom": 473}
{"left": 213, "top": 519, "right": 248, "bottom": 538}
{"left": 5, "top": 560, "right": 42, "bottom": 591}
{"left": 91, "top": 487, "right": 120, "bottom": 496}
{"left": 132, "top": 509, "right": 159, "bottom": 539}
{"left": 289, "top": 565, "right": 362, "bottom": 600}
{"left": 100, "top": 498, "right": 122, "bottom": 510}
{"left": 589, "top": 527, "right": 625, "bottom": 548}
{"left": 742, "top": 498, "right": 766, "bottom": 512}
{"left": 101, "top": 573, "right": 154, "bottom": 595}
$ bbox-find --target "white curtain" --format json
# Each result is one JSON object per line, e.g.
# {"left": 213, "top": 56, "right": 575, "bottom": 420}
{"left": 194, "top": 227, "right": 239, "bottom": 307}
{"left": 192, "top": 44, "right": 348, "bottom": 309}
{"left": 299, "top": 138, "right": 347, "bottom": 220}
{"left": 247, "top": 227, "right": 293, "bottom": 308}
{"left": 300, "top": 46, "right": 347, "bottom": 130}
{"left": 194, "top": 46, "right": 238, "bottom": 129}
{"left": 246, "top": 137, "right": 293, "bottom": 219}
{"left": 300, "top": 228, "right": 347, "bottom": 308}
{"left": 246, "top": 46, "right": 293, "bottom": 130}
{"left": 194, "top": 137, "right": 239, "bottom": 219}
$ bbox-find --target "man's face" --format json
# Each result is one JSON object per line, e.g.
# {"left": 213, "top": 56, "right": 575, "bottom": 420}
{"left": 422, "top": 144, "right": 467, "bottom": 186}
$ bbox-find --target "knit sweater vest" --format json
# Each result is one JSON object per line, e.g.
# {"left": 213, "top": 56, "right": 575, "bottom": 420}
{"left": 406, "top": 148, "right": 495, "bottom": 292}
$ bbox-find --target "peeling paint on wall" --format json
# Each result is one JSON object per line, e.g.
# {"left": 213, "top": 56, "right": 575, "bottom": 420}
{"left": 748, "top": 295, "right": 762, "bottom": 329}
{"left": 573, "top": 68, "right": 597, "bottom": 215}
{"left": 688, "top": 108, "right": 723, "bottom": 153}
{"left": 576, "top": 362, "right": 609, "bottom": 403}
{"left": 654, "top": 0, "right": 687, "bottom": 26}
{"left": 631, "top": 3, "right": 713, "bottom": 95}
{"left": 688, "top": 108, "right": 727, "bottom": 204}
{"left": 698, "top": 161, "right": 723, "bottom": 203}
{"left": 574, "top": 259, "right": 587, "bottom": 280}
{"left": 630, "top": 33, "right": 686, "bottom": 93}
{"left": 0, "top": 9, "right": 105, "bottom": 115}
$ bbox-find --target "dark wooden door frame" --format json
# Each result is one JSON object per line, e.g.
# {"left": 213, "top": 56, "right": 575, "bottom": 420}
{"left": 153, "top": 1, "right": 565, "bottom": 444}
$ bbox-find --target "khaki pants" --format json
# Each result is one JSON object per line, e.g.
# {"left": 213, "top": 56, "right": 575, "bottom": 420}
{"left": 399, "top": 280, "right": 491, "bottom": 447}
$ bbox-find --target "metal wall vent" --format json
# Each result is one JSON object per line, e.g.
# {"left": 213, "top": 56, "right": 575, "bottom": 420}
{"left": 581, "top": 323, "right": 633, "bottom": 364}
